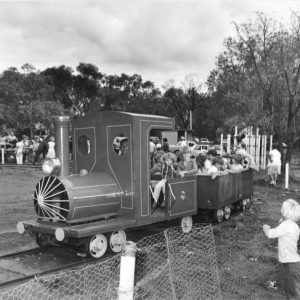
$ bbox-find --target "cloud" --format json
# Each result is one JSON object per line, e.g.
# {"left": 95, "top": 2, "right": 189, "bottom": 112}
{"left": 0, "top": 0, "right": 298, "bottom": 88}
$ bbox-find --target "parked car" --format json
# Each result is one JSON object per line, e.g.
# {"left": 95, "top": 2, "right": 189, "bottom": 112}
{"left": 199, "top": 138, "right": 209, "bottom": 144}
{"left": 190, "top": 144, "right": 209, "bottom": 155}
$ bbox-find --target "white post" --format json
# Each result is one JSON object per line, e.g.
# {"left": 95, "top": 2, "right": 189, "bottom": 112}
{"left": 285, "top": 163, "right": 289, "bottom": 190}
{"left": 227, "top": 134, "right": 231, "bottom": 154}
{"left": 257, "top": 135, "right": 261, "bottom": 170}
{"left": 250, "top": 135, "right": 254, "bottom": 157}
{"left": 220, "top": 134, "right": 223, "bottom": 156}
{"left": 270, "top": 135, "right": 273, "bottom": 151}
{"left": 261, "top": 135, "right": 264, "bottom": 170}
{"left": 234, "top": 126, "right": 238, "bottom": 150}
{"left": 263, "top": 135, "right": 267, "bottom": 170}
{"left": 1, "top": 148, "right": 4, "bottom": 164}
{"left": 245, "top": 135, "right": 249, "bottom": 150}
{"left": 119, "top": 242, "right": 137, "bottom": 300}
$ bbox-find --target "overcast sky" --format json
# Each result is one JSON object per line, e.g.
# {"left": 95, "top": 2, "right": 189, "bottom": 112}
{"left": 0, "top": 0, "right": 298, "bottom": 88}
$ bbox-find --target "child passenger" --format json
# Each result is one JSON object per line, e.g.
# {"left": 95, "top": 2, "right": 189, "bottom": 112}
{"left": 229, "top": 154, "right": 244, "bottom": 173}
{"left": 263, "top": 199, "right": 300, "bottom": 299}
{"left": 152, "top": 152, "right": 177, "bottom": 206}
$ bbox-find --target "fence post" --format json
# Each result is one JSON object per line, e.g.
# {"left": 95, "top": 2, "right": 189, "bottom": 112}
{"left": 257, "top": 135, "right": 261, "bottom": 170}
{"left": 1, "top": 148, "right": 4, "bottom": 164}
{"left": 220, "top": 134, "right": 223, "bottom": 156}
{"left": 234, "top": 126, "right": 237, "bottom": 150}
{"left": 227, "top": 134, "right": 231, "bottom": 154}
{"left": 285, "top": 163, "right": 289, "bottom": 190}
{"left": 119, "top": 241, "right": 137, "bottom": 300}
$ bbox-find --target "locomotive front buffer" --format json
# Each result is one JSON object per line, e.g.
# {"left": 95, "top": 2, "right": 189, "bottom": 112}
{"left": 17, "top": 112, "right": 199, "bottom": 258}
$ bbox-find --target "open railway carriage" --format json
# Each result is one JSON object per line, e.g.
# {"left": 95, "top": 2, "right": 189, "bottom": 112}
{"left": 17, "top": 111, "right": 253, "bottom": 258}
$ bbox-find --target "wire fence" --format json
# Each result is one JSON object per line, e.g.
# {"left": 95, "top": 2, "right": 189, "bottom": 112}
{"left": 0, "top": 224, "right": 285, "bottom": 300}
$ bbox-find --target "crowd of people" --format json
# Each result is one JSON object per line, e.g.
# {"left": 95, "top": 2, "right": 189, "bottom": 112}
{"left": 0, "top": 133, "right": 56, "bottom": 165}
{"left": 149, "top": 137, "right": 258, "bottom": 206}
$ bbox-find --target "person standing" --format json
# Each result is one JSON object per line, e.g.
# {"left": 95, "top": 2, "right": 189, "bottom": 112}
{"left": 15, "top": 138, "right": 25, "bottom": 165}
{"left": 32, "top": 136, "right": 48, "bottom": 165}
{"left": 263, "top": 199, "right": 300, "bottom": 299}
{"left": 162, "top": 138, "right": 169, "bottom": 152}
{"left": 149, "top": 139, "right": 157, "bottom": 168}
{"left": 46, "top": 136, "right": 56, "bottom": 159}
{"left": 267, "top": 147, "right": 282, "bottom": 186}
{"left": 178, "top": 136, "right": 187, "bottom": 148}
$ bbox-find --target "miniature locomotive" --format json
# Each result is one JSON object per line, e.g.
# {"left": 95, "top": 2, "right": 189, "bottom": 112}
{"left": 17, "top": 111, "right": 253, "bottom": 258}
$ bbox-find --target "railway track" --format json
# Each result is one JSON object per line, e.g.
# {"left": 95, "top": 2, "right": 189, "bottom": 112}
{"left": 0, "top": 245, "right": 102, "bottom": 290}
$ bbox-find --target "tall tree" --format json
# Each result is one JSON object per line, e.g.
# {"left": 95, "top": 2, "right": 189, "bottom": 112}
{"left": 207, "top": 12, "right": 300, "bottom": 163}
{"left": 71, "top": 63, "right": 102, "bottom": 116}
{"left": 162, "top": 75, "right": 206, "bottom": 130}
{"left": 41, "top": 65, "right": 74, "bottom": 108}
{"left": 0, "top": 65, "right": 64, "bottom": 136}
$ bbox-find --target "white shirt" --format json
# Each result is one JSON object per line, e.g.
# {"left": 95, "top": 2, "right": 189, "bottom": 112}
{"left": 16, "top": 141, "right": 24, "bottom": 153}
{"left": 178, "top": 140, "right": 187, "bottom": 148}
{"left": 264, "top": 219, "right": 300, "bottom": 263}
{"left": 207, "top": 165, "right": 218, "bottom": 174}
{"left": 149, "top": 141, "right": 156, "bottom": 153}
{"left": 269, "top": 149, "right": 281, "bottom": 166}
{"left": 204, "top": 159, "right": 212, "bottom": 171}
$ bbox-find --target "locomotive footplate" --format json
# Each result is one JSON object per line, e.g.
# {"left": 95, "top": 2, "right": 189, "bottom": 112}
{"left": 21, "top": 217, "right": 137, "bottom": 239}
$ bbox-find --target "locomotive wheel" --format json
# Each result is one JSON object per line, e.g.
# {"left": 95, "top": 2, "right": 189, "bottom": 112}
{"left": 85, "top": 234, "right": 108, "bottom": 258}
{"left": 181, "top": 216, "right": 193, "bottom": 233}
{"left": 109, "top": 230, "right": 126, "bottom": 253}
{"left": 35, "top": 233, "right": 51, "bottom": 248}
{"left": 224, "top": 206, "right": 231, "bottom": 220}
{"left": 213, "top": 208, "right": 224, "bottom": 223}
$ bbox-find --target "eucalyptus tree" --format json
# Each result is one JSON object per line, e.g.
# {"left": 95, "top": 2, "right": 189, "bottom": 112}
{"left": 0, "top": 64, "right": 65, "bottom": 136}
{"left": 162, "top": 74, "right": 206, "bottom": 130}
{"left": 208, "top": 12, "right": 300, "bottom": 163}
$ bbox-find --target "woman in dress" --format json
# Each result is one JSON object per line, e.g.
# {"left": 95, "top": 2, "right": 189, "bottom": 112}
{"left": 46, "top": 136, "right": 56, "bottom": 159}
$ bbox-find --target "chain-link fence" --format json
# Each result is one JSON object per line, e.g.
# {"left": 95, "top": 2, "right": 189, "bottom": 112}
{"left": 0, "top": 224, "right": 285, "bottom": 300}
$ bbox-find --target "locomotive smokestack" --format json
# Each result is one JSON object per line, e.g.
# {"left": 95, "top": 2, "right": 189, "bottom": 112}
{"left": 54, "top": 116, "right": 71, "bottom": 177}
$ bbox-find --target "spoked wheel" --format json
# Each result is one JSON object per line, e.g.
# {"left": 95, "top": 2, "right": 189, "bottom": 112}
{"left": 181, "top": 216, "right": 193, "bottom": 233}
{"left": 33, "top": 176, "right": 69, "bottom": 222}
{"left": 213, "top": 208, "right": 224, "bottom": 223}
{"left": 35, "top": 233, "right": 51, "bottom": 248}
{"left": 224, "top": 206, "right": 231, "bottom": 220}
{"left": 85, "top": 234, "right": 108, "bottom": 258}
{"left": 109, "top": 230, "right": 126, "bottom": 253}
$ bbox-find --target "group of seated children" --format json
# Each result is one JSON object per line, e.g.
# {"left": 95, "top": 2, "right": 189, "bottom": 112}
{"left": 150, "top": 142, "right": 256, "bottom": 206}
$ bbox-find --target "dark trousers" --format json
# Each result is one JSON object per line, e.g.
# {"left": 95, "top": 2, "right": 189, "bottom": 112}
{"left": 282, "top": 262, "right": 300, "bottom": 299}
{"left": 33, "top": 147, "right": 47, "bottom": 163}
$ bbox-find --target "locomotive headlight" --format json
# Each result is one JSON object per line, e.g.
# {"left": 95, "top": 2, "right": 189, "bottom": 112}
{"left": 55, "top": 228, "right": 65, "bottom": 241}
{"left": 42, "top": 158, "right": 61, "bottom": 175}
{"left": 17, "top": 222, "right": 25, "bottom": 234}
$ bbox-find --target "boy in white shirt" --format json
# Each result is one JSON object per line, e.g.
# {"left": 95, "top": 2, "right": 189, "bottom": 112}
{"left": 263, "top": 199, "right": 300, "bottom": 299}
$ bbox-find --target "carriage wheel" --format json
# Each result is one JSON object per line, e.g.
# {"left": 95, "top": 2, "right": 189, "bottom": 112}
{"left": 213, "top": 208, "right": 224, "bottom": 223}
{"left": 35, "top": 233, "right": 51, "bottom": 248}
{"left": 224, "top": 206, "right": 231, "bottom": 220}
{"left": 85, "top": 234, "right": 108, "bottom": 258}
{"left": 181, "top": 216, "right": 193, "bottom": 233}
{"left": 109, "top": 230, "right": 126, "bottom": 253}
